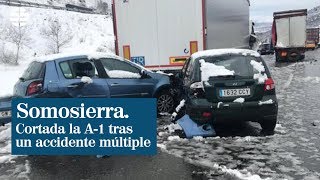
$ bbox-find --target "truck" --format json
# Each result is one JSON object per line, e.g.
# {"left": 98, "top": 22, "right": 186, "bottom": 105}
{"left": 112, "top": 0, "right": 253, "bottom": 71}
{"left": 306, "top": 27, "right": 319, "bottom": 50}
{"left": 272, "top": 9, "right": 307, "bottom": 62}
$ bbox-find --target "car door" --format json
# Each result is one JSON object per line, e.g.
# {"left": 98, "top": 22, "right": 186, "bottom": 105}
{"left": 56, "top": 58, "right": 110, "bottom": 98}
{"left": 96, "top": 58, "right": 155, "bottom": 98}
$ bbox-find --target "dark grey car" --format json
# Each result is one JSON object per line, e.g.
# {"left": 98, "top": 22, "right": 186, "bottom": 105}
{"left": 177, "top": 49, "right": 278, "bottom": 134}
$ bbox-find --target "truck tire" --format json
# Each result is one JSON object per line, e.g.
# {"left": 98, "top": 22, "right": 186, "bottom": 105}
{"left": 287, "top": 49, "right": 301, "bottom": 61}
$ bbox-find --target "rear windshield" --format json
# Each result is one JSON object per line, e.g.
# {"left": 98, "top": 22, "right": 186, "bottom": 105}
{"left": 194, "top": 55, "right": 267, "bottom": 81}
{"left": 21, "top": 62, "right": 45, "bottom": 81}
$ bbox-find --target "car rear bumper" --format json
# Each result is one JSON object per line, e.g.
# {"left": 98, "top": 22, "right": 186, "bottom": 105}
{"left": 186, "top": 97, "right": 278, "bottom": 124}
{"left": 0, "top": 96, "right": 13, "bottom": 125}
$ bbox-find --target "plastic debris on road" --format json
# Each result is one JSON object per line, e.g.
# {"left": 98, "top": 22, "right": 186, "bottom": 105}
{"left": 177, "top": 115, "right": 216, "bottom": 138}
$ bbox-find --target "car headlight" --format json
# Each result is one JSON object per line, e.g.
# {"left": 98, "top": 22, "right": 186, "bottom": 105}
{"left": 0, "top": 110, "right": 11, "bottom": 118}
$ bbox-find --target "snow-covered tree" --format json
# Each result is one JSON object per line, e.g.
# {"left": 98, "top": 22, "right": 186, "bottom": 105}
{"left": 2, "top": 23, "right": 30, "bottom": 65}
{"left": 96, "top": 0, "right": 109, "bottom": 14}
{"left": 41, "top": 19, "right": 73, "bottom": 54}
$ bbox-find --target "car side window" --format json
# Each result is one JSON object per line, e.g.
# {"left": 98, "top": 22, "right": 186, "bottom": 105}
{"left": 21, "top": 62, "right": 44, "bottom": 81}
{"left": 60, "top": 59, "right": 98, "bottom": 79}
{"left": 100, "top": 58, "right": 141, "bottom": 79}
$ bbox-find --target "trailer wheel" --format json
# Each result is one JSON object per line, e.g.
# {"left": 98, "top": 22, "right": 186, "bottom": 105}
{"left": 287, "top": 49, "right": 301, "bottom": 61}
{"left": 157, "top": 90, "right": 175, "bottom": 114}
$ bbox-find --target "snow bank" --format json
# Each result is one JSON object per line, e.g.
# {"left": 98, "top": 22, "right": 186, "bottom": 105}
{"left": 192, "top": 49, "right": 260, "bottom": 60}
{"left": 0, "top": 123, "right": 18, "bottom": 164}
{"left": 0, "top": 65, "right": 25, "bottom": 96}
{"left": 165, "top": 123, "right": 183, "bottom": 133}
{"left": 199, "top": 59, "right": 235, "bottom": 82}
{"left": 0, "top": 6, "right": 114, "bottom": 96}
{"left": 302, "top": 76, "right": 320, "bottom": 83}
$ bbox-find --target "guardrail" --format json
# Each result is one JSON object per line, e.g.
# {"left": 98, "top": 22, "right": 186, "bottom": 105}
{"left": 0, "top": 0, "right": 106, "bottom": 15}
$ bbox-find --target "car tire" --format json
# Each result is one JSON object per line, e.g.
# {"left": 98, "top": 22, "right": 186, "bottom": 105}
{"left": 260, "top": 118, "right": 277, "bottom": 135}
{"left": 157, "top": 90, "right": 175, "bottom": 114}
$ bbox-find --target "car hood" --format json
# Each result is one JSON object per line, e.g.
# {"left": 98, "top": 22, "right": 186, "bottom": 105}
{"left": 147, "top": 71, "right": 171, "bottom": 80}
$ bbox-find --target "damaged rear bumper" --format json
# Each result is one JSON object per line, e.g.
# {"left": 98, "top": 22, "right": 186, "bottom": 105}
{"left": 186, "top": 97, "right": 278, "bottom": 125}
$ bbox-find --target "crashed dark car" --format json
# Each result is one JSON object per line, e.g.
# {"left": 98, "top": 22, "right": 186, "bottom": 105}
{"left": 257, "top": 43, "right": 275, "bottom": 55}
{"left": 176, "top": 49, "right": 278, "bottom": 134}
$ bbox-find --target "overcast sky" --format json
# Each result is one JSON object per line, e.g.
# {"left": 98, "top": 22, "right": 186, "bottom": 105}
{"left": 251, "top": 0, "right": 320, "bottom": 22}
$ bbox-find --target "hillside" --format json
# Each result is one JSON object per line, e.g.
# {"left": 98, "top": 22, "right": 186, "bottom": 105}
{"left": 25, "top": 0, "right": 111, "bottom": 9}
{"left": 308, "top": 5, "right": 320, "bottom": 27}
{"left": 0, "top": 5, "right": 114, "bottom": 96}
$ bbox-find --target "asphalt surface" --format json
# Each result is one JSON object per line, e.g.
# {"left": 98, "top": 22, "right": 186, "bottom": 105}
{"left": 1, "top": 49, "right": 320, "bottom": 179}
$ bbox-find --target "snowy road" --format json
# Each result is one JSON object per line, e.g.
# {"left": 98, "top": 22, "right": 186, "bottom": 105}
{"left": 1, "top": 49, "right": 320, "bottom": 179}
{"left": 158, "top": 49, "right": 320, "bottom": 180}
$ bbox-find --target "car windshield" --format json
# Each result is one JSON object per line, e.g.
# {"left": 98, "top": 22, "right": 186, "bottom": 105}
{"left": 194, "top": 55, "right": 263, "bottom": 81}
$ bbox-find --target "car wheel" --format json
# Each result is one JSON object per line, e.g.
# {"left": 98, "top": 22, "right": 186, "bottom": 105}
{"left": 260, "top": 118, "right": 277, "bottom": 135}
{"left": 157, "top": 90, "right": 175, "bottom": 114}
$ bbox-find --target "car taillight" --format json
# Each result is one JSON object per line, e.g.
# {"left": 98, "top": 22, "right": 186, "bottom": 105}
{"left": 202, "top": 112, "right": 212, "bottom": 118}
{"left": 264, "top": 78, "right": 275, "bottom": 91}
{"left": 27, "top": 81, "right": 43, "bottom": 96}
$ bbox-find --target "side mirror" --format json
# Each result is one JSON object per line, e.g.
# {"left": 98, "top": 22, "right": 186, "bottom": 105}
{"left": 140, "top": 70, "right": 148, "bottom": 79}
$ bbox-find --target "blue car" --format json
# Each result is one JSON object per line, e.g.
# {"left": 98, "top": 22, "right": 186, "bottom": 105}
{"left": 0, "top": 53, "right": 176, "bottom": 125}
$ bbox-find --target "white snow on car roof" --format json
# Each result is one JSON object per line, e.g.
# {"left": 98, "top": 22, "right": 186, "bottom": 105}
{"left": 33, "top": 52, "right": 120, "bottom": 62}
{"left": 192, "top": 49, "right": 261, "bottom": 59}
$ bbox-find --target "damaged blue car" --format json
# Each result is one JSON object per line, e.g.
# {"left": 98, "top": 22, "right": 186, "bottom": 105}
{"left": 0, "top": 53, "right": 177, "bottom": 125}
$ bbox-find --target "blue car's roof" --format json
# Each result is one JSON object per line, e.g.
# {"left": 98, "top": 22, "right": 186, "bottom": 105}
{"left": 32, "top": 52, "right": 152, "bottom": 73}
{"left": 33, "top": 52, "right": 122, "bottom": 63}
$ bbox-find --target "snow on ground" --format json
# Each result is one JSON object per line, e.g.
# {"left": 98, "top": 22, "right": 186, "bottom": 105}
{"left": 17, "top": 0, "right": 111, "bottom": 9}
{"left": 157, "top": 50, "right": 320, "bottom": 180}
{"left": 0, "top": 5, "right": 114, "bottom": 96}
{"left": 0, "top": 123, "right": 17, "bottom": 164}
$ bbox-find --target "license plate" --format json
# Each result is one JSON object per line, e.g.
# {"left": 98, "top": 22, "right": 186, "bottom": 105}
{"left": 220, "top": 88, "right": 251, "bottom": 97}
{"left": 0, "top": 111, "right": 11, "bottom": 118}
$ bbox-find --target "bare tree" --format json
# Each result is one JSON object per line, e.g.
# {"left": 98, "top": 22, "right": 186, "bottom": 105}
{"left": 41, "top": 19, "right": 73, "bottom": 54}
{"left": 4, "top": 24, "right": 30, "bottom": 65}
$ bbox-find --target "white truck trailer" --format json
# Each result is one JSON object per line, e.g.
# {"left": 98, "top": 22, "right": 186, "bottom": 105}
{"left": 272, "top": 9, "right": 307, "bottom": 62}
{"left": 112, "top": 0, "right": 252, "bottom": 71}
